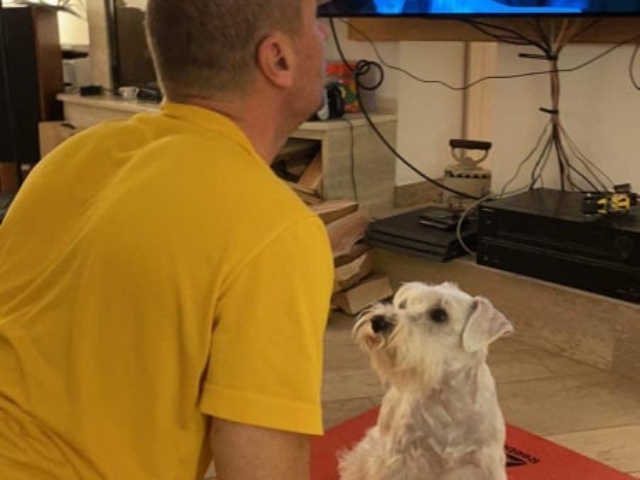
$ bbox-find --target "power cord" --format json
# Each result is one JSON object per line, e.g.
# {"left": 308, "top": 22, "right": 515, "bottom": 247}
{"left": 630, "top": 42, "right": 640, "bottom": 90}
{"left": 329, "top": 19, "right": 480, "bottom": 201}
{"left": 330, "top": 16, "right": 635, "bottom": 253}
{"left": 345, "top": 18, "right": 640, "bottom": 92}
{"left": 347, "top": 17, "right": 628, "bottom": 193}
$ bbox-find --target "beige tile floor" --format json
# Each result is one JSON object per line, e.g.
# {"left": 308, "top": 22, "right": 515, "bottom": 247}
{"left": 322, "top": 311, "right": 640, "bottom": 478}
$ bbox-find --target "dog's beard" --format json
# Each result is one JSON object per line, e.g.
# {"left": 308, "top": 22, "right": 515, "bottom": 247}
{"left": 355, "top": 311, "right": 447, "bottom": 391}
{"left": 353, "top": 304, "right": 397, "bottom": 349}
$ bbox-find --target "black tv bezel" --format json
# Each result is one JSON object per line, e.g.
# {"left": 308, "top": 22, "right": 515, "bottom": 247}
{"left": 317, "top": 0, "right": 640, "bottom": 18}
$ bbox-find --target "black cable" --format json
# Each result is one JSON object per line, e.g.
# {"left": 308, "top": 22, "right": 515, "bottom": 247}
{"left": 569, "top": 18, "right": 603, "bottom": 42}
{"left": 554, "top": 125, "right": 605, "bottom": 192}
{"left": 530, "top": 133, "right": 553, "bottom": 188}
{"left": 460, "top": 18, "right": 550, "bottom": 53}
{"left": 478, "top": 19, "right": 616, "bottom": 195}
{"left": 331, "top": 17, "right": 624, "bottom": 199}
{"left": 557, "top": 135, "right": 600, "bottom": 192}
{"left": 531, "top": 17, "right": 552, "bottom": 51}
{"left": 552, "top": 126, "right": 566, "bottom": 191}
{"left": 559, "top": 124, "right": 614, "bottom": 190}
{"left": 328, "top": 18, "right": 480, "bottom": 200}
{"left": 329, "top": 21, "right": 385, "bottom": 91}
{"left": 500, "top": 122, "right": 550, "bottom": 196}
{"left": 630, "top": 42, "right": 640, "bottom": 90}
{"left": 556, "top": 34, "right": 640, "bottom": 72}
{"left": 355, "top": 63, "right": 481, "bottom": 200}
{"left": 330, "top": 19, "right": 353, "bottom": 73}
{"left": 332, "top": 18, "right": 627, "bottom": 198}
{"left": 344, "top": 18, "right": 640, "bottom": 92}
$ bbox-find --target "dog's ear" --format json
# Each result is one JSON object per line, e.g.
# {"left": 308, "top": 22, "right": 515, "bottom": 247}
{"left": 462, "top": 297, "right": 514, "bottom": 352}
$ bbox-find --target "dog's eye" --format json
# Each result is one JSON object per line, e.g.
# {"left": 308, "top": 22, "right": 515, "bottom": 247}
{"left": 398, "top": 299, "right": 407, "bottom": 309}
{"left": 429, "top": 307, "right": 448, "bottom": 323}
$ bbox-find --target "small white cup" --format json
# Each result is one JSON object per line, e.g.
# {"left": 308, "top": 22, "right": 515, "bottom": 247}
{"left": 118, "top": 86, "right": 139, "bottom": 100}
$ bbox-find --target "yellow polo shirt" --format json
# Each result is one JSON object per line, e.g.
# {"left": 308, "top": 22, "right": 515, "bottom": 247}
{"left": 0, "top": 103, "right": 333, "bottom": 480}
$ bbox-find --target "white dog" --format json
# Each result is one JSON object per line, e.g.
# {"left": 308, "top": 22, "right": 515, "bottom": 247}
{"left": 339, "top": 282, "right": 514, "bottom": 480}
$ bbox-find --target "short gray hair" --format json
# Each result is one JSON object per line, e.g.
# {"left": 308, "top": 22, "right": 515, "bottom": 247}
{"left": 146, "top": 0, "right": 303, "bottom": 102}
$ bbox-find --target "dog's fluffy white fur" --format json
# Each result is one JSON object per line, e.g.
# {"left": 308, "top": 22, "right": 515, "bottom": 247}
{"left": 339, "top": 282, "right": 514, "bottom": 480}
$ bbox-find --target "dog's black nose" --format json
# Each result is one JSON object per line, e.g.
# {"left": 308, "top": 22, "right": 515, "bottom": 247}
{"left": 371, "top": 315, "right": 391, "bottom": 333}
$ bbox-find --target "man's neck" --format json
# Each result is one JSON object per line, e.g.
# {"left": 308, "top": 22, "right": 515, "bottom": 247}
{"left": 183, "top": 96, "right": 293, "bottom": 164}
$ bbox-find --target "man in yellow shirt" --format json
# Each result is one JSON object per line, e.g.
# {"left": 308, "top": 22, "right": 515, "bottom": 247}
{"left": 0, "top": 1, "right": 333, "bottom": 479}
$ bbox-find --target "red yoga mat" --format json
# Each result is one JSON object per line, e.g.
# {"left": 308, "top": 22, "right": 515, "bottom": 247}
{"left": 311, "top": 408, "right": 634, "bottom": 480}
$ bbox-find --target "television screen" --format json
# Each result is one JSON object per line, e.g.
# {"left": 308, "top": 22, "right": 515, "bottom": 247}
{"left": 318, "top": 0, "right": 640, "bottom": 16}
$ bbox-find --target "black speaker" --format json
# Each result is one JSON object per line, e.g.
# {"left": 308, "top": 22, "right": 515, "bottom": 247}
{"left": 0, "top": 6, "right": 63, "bottom": 169}
{"left": 313, "top": 84, "right": 345, "bottom": 121}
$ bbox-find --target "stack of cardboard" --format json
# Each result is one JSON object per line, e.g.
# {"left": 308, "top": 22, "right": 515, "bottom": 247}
{"left": 272, "top": 139, "right": 392, "bottom": 315}
{"left": 310, "top": 199, "right": 393, "bottom": 315}
{"left": 273, "top": 138, "right": 324, "bottom": 205}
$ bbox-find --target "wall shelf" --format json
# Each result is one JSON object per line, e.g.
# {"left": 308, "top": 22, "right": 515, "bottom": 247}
{"left": 348, "top": 16, "right": 640, "bottom": 44}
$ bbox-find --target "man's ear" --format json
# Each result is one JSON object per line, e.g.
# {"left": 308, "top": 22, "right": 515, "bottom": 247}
{"left": 255, "top": 32, "right": 295, "bottom": 88}
{"left": 462, "top": 297, "right": 514, "bottom": 353}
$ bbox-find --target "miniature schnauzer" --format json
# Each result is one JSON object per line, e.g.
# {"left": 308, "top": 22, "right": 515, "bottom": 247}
{"left": 339, "top": 282, "right": 514, "bottom": 480}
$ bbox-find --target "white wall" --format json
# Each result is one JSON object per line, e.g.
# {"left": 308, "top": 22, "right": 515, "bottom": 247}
{"left": 75, "top": 6, "right": 640, "bottom": 192}
{"left": 395, "top": 41, "right": 465, "bottom": 184}
{"left": 324, "top": 21, "right": 465, "bottom": 186}
{"left": 59, "top": 0, "right": 147, "bottom": 46}
{"left": 3, "top": 0, "right": 90, "bottom": 45}
{"left": 489, "top": 42, "right": 640, "bottom": 193}
{"left": 124, "top": 0, "right": 149, "bottom": 9}
{"left": 327, "top": 21, "right": 640, "bottom": 192}
{"left": 58, "top": 13, "right": 89, "bottom": 46}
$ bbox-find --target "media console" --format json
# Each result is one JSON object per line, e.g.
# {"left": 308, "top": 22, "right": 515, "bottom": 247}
{"left": 477, "top": 188, "right": 640, "bottom": 304}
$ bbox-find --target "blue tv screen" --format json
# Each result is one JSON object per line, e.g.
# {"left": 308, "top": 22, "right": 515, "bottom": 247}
{"left": 318, "top": 0, "right": 640, "bottom": 16}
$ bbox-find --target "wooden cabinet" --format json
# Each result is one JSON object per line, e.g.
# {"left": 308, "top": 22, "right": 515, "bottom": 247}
{"left": 57, "top": 93, "right": 398, "bottom": 216}
{"left": 289, "top": 116, "right": 397, "bottom": 216}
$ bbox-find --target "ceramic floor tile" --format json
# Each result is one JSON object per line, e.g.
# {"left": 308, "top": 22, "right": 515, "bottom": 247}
{"left": 547, "top": 425, "right": 640, "bottom": 475}
{"left": 488, "top": 349, "right": 557, "bottom": 383}
{"left": 488, "top": 344, "right": 605, "bottom": 382}
{"left": 325, "top": 311, "right": 358, "bottom": 345}
{"left": 612, "top": 313, "right": 640, "bottom": 381}
{"left": 489, "top": 337, "right": 536, "bottom": 354}
{"left": 323, "top": 397, "right": 377, "bottom": 429}
{"left": 323, "top": 342, "right": 370, "bottom": 375}
{"left": 322, "top": 370, "right": 385, "bottom": 402}
{"left": 497, "top": 373, "right": 640, "bottom": 436}
{"left": 526, "top": 348, "right": 607, "bottom": 377}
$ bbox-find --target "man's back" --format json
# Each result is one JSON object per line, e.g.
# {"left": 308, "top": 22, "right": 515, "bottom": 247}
{"left": 0, "top": 104, "right": 333, "bottom": 479}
